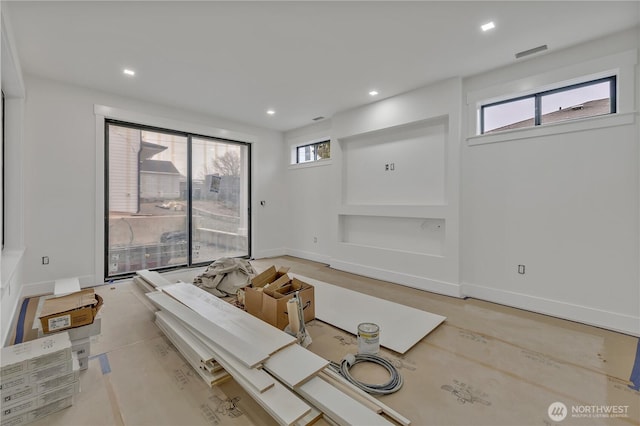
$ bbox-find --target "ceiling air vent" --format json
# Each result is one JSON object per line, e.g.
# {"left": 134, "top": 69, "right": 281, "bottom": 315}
{"left": 515, "top": 44, "right": 548, "bottom": 59}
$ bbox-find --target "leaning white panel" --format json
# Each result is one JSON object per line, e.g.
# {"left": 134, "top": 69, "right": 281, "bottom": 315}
{"left": 146, "top": 291, "right": 268, "bottom": 368}
{"left": 291, "top": 274, "right": 446, "bottom": 354}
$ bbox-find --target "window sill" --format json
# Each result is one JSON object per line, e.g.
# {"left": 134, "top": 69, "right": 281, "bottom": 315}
{"left": 288, "top": 159, "right": 333, "bottom": 170}
{"left": 1, "top": 248, "right": 25, "bottom": 289}
{"left": 467, "top": 112, "right": 636, "bottom": 146}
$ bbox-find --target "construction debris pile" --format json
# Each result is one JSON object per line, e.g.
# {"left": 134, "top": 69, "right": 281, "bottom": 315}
{"left": 134, "top": 268, "right": 410, "bottom": 426}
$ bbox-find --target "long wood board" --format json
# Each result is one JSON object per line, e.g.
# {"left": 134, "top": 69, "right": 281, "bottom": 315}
{"left": 146, "top": 291, "right": 268, "bottom": 368}
{"left": 162, "top": 282, "right": 296, "bottom": 354}
{"left": 297, "top": 376, "right": 394, "bottom": 426}
{"left": 155, "top": 314, "right": 230, "bottom": 386}
{"left": 170, "top": 314, "right": 277, "bottom": 394}
{"left": 137, "top": 269, "right": 173, "bottom": 288}
{"left": 291, "top": 274, "right": 446, "bottom": 354}
{"left": 263, "top": 343, "right": 329, "bottom": 388}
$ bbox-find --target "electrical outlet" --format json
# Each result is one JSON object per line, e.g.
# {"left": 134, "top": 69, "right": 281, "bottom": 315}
{"left": 385, "top": 164, "right": 389, "bottom": 171}
{"left": 518, "top": 265, "right": 525, "bottom": 274}
{"left": 42, "top": 256, "right": 49, "bottom": 265}
{"left": 313, "top": 237, "right": 318, "bottom": 243}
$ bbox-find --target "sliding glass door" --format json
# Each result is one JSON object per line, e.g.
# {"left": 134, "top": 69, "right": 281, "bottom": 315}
{"left": 105, "top": 121, "right": 250, "bottom": 279}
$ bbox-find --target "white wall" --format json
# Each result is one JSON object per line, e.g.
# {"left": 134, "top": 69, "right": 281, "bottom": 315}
{"left": 285, "top": 78, "right": 463, "bottom": 296}
{"left": 282, "top": 29, "right": 639, "bottom": 336}
{"left": 21, "top": 75, "right": 286, "bottom": 289}
{"left": 283, "top": 119, "right": 334, "bottom": 264}
{"left": 461, "top": 28, "right": 639, "bottom": 335}
{"left": 1, "top": 6, "right": 28, "bottom": 346}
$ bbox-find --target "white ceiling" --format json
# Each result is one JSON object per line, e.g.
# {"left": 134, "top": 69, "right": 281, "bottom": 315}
{"left": 5, "top": 1, "right": 640, "bottom": 132}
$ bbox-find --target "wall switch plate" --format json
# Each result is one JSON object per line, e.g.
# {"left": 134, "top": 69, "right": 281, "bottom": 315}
{"left": 42, "top": 256, "right": 50, "bottom": 265}
{"left": 518, "top": 265, "right": 525, "bottom": 274}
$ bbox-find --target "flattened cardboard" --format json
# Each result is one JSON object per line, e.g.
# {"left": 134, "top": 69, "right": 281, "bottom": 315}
{"left": 39, "top": 289, "right": 103, "bottom": 334}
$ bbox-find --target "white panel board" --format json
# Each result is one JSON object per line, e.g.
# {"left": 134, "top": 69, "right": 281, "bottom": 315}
{"left": 54, "top": 277, "right": 80, "bottom": 296}
{"left": 233, "top": 368, "right": 312, "bottom": 426}
{"left": 137, "top": 269, "right": 173, "bottom": 288}
{"left": 291, "top": 274, "right": 446, "bottom": 354}
{"left": 297, "top": 376, "right": 393, "bottom": 426}
{"left": 162, "top": 282, "right": 296, "bottom": 354}
{"left": 263, "top": 343, "right": 329, "bottom": 388}
{"left": 146, "top": 291, "right": 268, "bottom": 368}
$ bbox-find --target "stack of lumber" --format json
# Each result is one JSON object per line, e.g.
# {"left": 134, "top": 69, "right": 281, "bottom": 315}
{"left": 135, "top": 270, "right": 410, "bottom": 426}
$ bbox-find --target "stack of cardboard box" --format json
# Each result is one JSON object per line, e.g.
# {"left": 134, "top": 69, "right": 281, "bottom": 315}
{"left": 242, "top": 266, "right": 315, "bottom": 330}
{"left": 36, "top": 288, "right": 103, "bottom": 371}
{"left": 0, "top": 332, "right": 80, "bottom": 425}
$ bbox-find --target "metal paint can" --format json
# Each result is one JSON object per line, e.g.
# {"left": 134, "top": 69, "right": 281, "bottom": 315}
{"left": 357, "top": 322, "right": 380, "bottom": 354}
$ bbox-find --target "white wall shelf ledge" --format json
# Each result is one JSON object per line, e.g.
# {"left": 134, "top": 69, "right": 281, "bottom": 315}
{"left": 467, "top": 112, "right": 636, "bottom": 146}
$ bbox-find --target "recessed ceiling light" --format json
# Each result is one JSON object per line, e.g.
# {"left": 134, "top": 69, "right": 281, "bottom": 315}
{"left": 123, "top": 69, "right": 136, "bottom": 76}
{"left": 369, "top": 90, "right": 379, "bottom": 96}
{"left": 481, "top": 21, "right": 495, "bottom": 32}
{"left": 266, "top": 109, "right": 276, "bottom": 115}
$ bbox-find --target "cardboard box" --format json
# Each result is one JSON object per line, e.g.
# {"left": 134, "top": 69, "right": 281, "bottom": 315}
{"left": 71, "top": 337, "right": 90, "bottom": 359}
{"left": 1, "top": 333, "right": 71, "bottom": 380}
{"left": 39, "top": 289, "right": 103, "bottom": 334}
{"left": 1, "top": 381, "right": 78, "bottom": 420}
{"left": 1, "top": 396, "right": 73, "bottom": 426}
{"left": 244, "top": 271, "right": 315, "bottom": 330}
{"left": 1, "top": 358, "right": 79, "bottom": 403}
{"left": 37, "top": 317, "right": 102, "bottom": 340}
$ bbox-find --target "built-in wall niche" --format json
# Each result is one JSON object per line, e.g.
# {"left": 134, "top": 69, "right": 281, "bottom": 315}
{"left": 341, "top": 116, "right": 448, "bottom": 206}
{"left": 339, "top": 215, "right": 445, "bottom": 256}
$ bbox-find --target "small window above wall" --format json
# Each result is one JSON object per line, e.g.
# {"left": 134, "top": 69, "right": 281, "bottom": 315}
{"left": 481, "top": 76, "right": 616, "bottom": 134}
{"left": 296, "top": 140, "right": 331, "bottom": 164}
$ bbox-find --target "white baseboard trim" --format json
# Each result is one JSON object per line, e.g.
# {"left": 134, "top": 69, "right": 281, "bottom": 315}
{"left": 462, "top": 283, "right": 640, "bottom": 337}
{"left": 252, "top": 248, "right": 287, "bottom": 260}
{"left": 284, "top": 248, "right": 331, "bottom": 265}
{"left": 329, "top": 259, "right": 463, "bottom": 298}
{"left": 20, "top": 274, "right": 98, "bottom": 298}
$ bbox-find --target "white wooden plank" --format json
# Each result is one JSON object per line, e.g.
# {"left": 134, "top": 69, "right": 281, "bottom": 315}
{"left": 182, "top": 322, "right": 276, "bottom": 394}
{"left": 321, "top": 368, "right": 411, "bottom": 426}
{"left": 133, "top": 276, "right": 155, "bottom": 294}
{"left": 291, "top": 274, "right": 446, "bottom": 354}
{"left": 155, "top": 316, "right": 229, "bottom": 386}
{"left": 232, "top": 366, "right": 312, "bottom": 426}
{"left": 297, "top": 376, "right": 394, "bottom": 426}
{"left": 146, "top": 291, "right": 268, "bottom": 368}
{"left": 162, "top": 282, "right": 296, "bottom": 354}
{"left": 137, "top": 269, "right": 173, "bottom": 288}
{"left": 263, "top": 343, "right": 329, "bottom": 388}
{"left": 54, "top": 277, "right": 80, "bottom": 296}
{"left": 156, "top": 310, "right": 216, "bottom": 364}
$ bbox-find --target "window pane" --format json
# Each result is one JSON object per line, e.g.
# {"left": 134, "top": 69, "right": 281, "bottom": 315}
{"left": 483, "top": 97, "right": 535, "bottom": 133}
{"left": 107, "top": 124, "right": 188, "bottom": 277}
{"left": 297, "top": 145, "right": 315, "bottom": 163}
{"left": 540, "top": 81, "right": 611, "bottom": 124}
{"left": 316, "top": 141, "right": 330, "bottom": 159}
{"left": 191, "top": 138, "right": 249, "bottom": 263}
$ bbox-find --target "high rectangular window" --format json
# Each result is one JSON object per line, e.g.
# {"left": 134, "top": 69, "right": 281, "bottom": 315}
{"left": 481, "top": 76, "right": 616, "bottom": 134}
{"left": 296, "top": 140, "right": 330, "bottom": 164}
{"left": 105, "top": 120, "right": 250, "bottom": 278}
